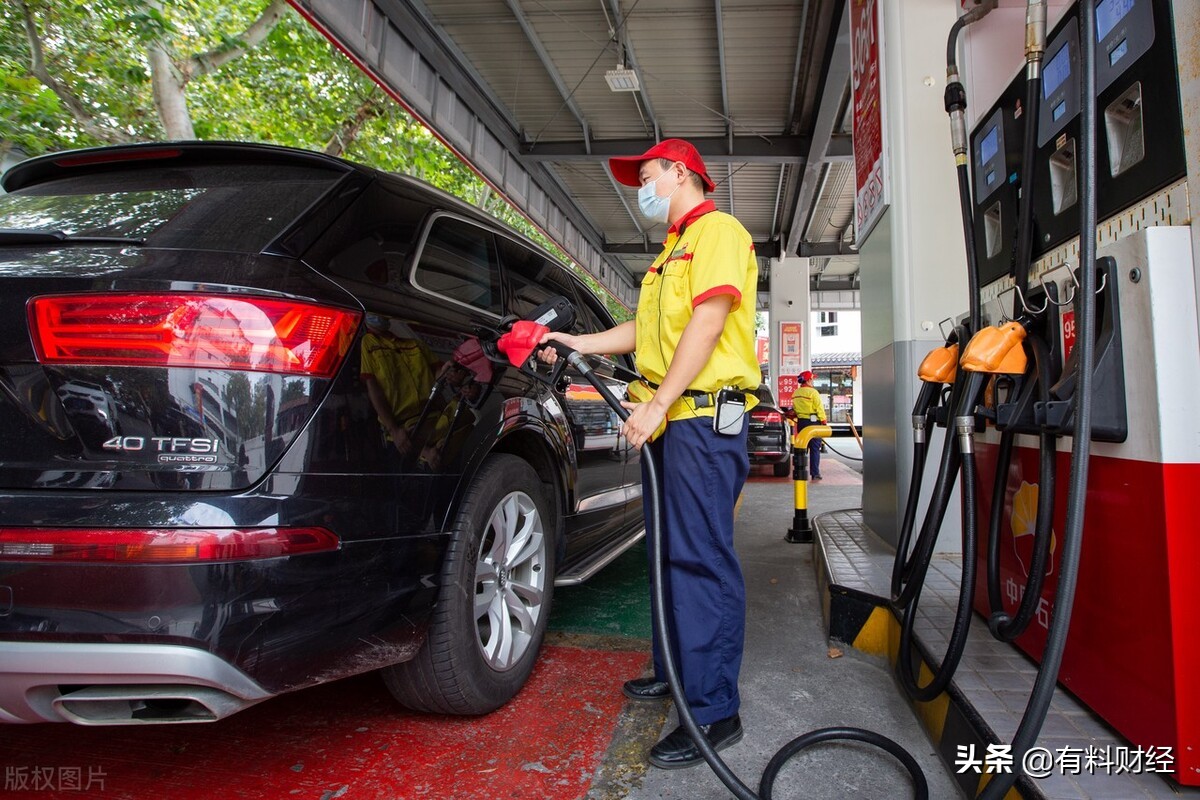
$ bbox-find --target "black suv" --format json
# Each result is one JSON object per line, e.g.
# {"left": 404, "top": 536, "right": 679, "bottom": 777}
{"left": 0, "top": 142, "right": 644, "bottom": 725}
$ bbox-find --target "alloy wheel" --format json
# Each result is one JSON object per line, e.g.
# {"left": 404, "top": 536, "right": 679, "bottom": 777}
{"left": 473, "top": 491, "right": 548, "bottom": 671}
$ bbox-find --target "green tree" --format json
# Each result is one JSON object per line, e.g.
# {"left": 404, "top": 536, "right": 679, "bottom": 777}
{"left": 0, "top": 0, "right": 627, "bottom": 313}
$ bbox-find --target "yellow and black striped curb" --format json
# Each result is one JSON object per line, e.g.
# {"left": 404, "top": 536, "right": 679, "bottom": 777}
{"left": 812, "top": 519, "right": 1043, "bottom": 800}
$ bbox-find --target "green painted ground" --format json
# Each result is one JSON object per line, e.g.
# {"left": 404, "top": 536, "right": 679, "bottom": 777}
{"left": 549, "top": 545, "right": 653, "bottom": 640}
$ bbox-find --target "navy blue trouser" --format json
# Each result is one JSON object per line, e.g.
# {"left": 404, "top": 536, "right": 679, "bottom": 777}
{"left": 641, "top": 416, "right": 749, "bottom": 725}
{"left": 796, "top": 419, "right": 822, "bottom": 477}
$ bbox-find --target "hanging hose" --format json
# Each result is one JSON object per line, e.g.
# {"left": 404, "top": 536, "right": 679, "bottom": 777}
{"left": 945, "top": 1, "right": 996, "bottom": 333}
{"left": 891, "top": 0, "right": 998, "bottom": 604}
{"left": 957, "top": 162, "right": 983, "bottom": 332}
{"left": 893, "top": 0, "right": 1050, "bottom": 701}
{"left": 896, "top": 371, "right": 987, "bottom": 701}
{"left": 976, "top": 0, "right": 1097, "bottom": 794}
{"left": 821, "top": 441, "right": 862, "bottom": 461}
{"left": 977, "top": 0, "right": 1049, "bottom": 631}
{"left": 984, "top": 427, "right": 1016, "bottom": 613}
{"left": 890, "top": 380, "right": 943, "bottom": 597}
{"left": 555, "top": 350, "right": 930, "bottom": 800}
{"left": 987, "top": 333, "right": 1059, "bottom": 640}
{"left": 1012, "top": 67, "right": 1044, "bottom": 314}
{"left": 892, "top": 355, "right": 982, "bottom": 610}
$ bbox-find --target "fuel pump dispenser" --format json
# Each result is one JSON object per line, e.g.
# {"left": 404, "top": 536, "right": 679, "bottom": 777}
{"left": 956, "top": 0, "right": 1200, "bottom": 788}
{"left": 892, "top": 0, "right": 1200, "bottom": 792}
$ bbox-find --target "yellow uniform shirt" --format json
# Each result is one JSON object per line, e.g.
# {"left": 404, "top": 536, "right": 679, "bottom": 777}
{"left": 632, "top": 201, "right": 760, "bottom": 421}
{"left": 792, "top": 385, "right": 827, "bottom": 423}
{"left": 360, "top": 331, "right": 436, "bottom": 430}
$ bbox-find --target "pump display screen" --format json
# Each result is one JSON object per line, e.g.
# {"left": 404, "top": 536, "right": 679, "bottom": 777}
{"left": 1043, "top": 44, "right": 1072, "bottom": 98}
{"left": 1097, "top": 0, "right": 1135, "bottom": 41}
{"left": 1110, "top": 38, "right": 1129, "bottom": 65}
{"left": 979, "top": 127, "right": 999, "bottom": 166}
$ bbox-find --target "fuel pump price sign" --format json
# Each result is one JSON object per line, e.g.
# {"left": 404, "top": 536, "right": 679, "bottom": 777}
{"left": 1061, "top": 309, "right": 1077, "bottom": 360}
{"left": 851, "top": 0, "right": 889, "bottom": 244}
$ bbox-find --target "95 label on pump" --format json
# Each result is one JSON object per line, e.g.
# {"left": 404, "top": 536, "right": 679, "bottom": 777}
{"left": 1061, "top": 310, "right": 1076, "bottom": 361}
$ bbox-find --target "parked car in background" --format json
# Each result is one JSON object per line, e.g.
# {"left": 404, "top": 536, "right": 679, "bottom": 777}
{"left": 0, "top": 141, "right": 645, "bottom": 725}
{"left": 746, "top": 384, "right": 793, "bottom": 477}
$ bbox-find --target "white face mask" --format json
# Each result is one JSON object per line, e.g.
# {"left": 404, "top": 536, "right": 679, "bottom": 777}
{"left": 637, "top": 165, "right": 681, "bottom": 224}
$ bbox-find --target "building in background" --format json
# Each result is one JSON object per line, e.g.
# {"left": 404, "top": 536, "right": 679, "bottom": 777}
{"left": 810, "top": 308, "right": 862, "bottom": 433}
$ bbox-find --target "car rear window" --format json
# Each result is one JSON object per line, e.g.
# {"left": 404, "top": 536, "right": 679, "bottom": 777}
{"left": 0, "top": 163, "right": 342, "bottom": 253}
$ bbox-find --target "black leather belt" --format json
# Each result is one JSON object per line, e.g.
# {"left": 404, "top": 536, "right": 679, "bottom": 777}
{"left": 644, "top": 380, "right": 713, "bottom": 399}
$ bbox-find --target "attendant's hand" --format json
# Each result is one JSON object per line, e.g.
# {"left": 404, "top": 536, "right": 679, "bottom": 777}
{"left": 620, "top": 399, "right": 667, "bottom": 449}
{"left": 536, "top": 331, "right": 585, "bottom": 365}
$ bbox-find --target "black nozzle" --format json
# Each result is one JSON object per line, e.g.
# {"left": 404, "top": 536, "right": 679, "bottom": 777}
{"left": 526, "top": 295, "right": 576, "bottom": 334}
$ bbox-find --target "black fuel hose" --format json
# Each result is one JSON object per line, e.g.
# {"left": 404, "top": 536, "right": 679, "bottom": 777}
{"left": 890, "top": 381, "right": 941, "bottom": 597}
{"left": 894, "top": 0, "right": 995, "bottom": 609}
{"left": 821, "top": 441, "right": 863, "bottom": 461}
{"left": 891, "top": 343, "right": 978, "bottom": 610}
{"left": 896, "top": 372, "right": 986, "bottom": 702}
{"left": 562, "top": 350, "right": 929, "bottom": 800}
{"left": 988, "top": 334, "right": 1059, "bottom": 640}
{"left": 1012, "top": 72, "right": 1043, "bottom": 313}
{"left": 984, "top": 427, "right": 1015, "bottom": 614}
{"left": 977, "top": 0, "right": 1097, "bottom": 794}
{"left": 946, "top": 5, "right": 990, "bottom": 334}
{"left": 957, "top": 162, "right": 984, "bottom": 333}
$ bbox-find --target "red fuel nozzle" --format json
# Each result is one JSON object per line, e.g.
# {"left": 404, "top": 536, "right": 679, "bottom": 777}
{"left": 496, "top": 320, "right": 551, "bottom": 367}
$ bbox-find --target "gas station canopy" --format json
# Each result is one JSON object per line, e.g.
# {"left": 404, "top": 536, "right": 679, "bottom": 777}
{"left": 292, "top": 0, "right": 860, "bottom": 307}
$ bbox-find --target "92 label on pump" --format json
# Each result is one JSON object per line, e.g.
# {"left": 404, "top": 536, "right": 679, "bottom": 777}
{"left": 102, "top": 436, "right": 221, "bottom": 464}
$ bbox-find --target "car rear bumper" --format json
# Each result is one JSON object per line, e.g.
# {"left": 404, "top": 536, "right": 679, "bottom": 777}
{"left": 0, "top": 480, "right": 451, "bottom": 703}
{"left": 748, "top": 449, "right": 790, "bottom": 465}
{"left": 0, "top": 641, "right": 272, "bottom": 724}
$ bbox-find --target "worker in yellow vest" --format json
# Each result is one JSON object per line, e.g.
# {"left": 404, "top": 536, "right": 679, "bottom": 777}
{"left": 789, "top": 370, "right": 827, "bottom": 480}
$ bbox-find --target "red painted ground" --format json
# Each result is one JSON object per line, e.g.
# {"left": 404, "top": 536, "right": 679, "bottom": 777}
{"left": 0, "top": 645, "right": 648, "bottom": 800}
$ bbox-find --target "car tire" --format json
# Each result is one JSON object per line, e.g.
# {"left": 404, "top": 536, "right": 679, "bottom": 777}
{"left": 382, "top": 454, "right": 555, "bottom": 715}
{"left": 773, "top": 461, "right": 791, "bottom": 478}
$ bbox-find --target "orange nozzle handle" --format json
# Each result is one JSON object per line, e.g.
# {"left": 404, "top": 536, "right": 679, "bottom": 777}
{"left": 497, "top": 320, "right": 551, "bottom": 366}
{"left": 917, "top": 343, "right": 959, "bottom": 384}
{"left": 961, "top": 321, "right": 1028, "bottom": 374}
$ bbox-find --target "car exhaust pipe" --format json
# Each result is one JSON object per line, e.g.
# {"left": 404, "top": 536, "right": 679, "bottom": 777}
{"left": 51, "top": 685, "right": 259, "bottom": 725}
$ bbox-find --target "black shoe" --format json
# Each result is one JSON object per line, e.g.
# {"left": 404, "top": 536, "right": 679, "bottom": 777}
{"left": 622, "top": 677, "right": 670, "bottom": 701}
{"left": 648, "top": 714, "right": 744, "bottom": 769}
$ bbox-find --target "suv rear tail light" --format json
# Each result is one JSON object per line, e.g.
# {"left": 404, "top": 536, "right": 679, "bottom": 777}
{"left": 753, "top": 411, "right": 782, "bottom": 424}
{"left": 0, "top": 527, "right": 340, "bottom": 563}
{"left": 53, "top": 148, "right": 182, "bottom": 168}
{"left": 28, "top": 294, "right": 360, "bottom": 378}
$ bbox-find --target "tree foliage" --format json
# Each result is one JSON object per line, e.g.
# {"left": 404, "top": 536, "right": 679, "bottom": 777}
{"left": 0, "top": 0, "right": 629, "bottom": 319}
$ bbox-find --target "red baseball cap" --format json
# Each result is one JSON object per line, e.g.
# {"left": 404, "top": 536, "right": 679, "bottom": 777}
{"left": 799, "top": 370, "right": 814, "bottom": 383}
{"left": 608, "top": 138, "right": 716, "bottom": 193}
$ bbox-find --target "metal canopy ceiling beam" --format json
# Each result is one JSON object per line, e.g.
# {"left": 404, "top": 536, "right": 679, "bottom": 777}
{"left": 606, "top": 168, "right": 647, "bottom": 238}
{"left": 809, "top": 274, "right": 859, "bottom": 292}
{"left": 605, "top": 239, "right": 782, "bottom": 259}
{"left": 797, "top": 241, "right": 858, "bottom": 257}
{"left": 785, "top": 2, "right": 851, "bottom": 255}
{"left": 523, "top": 135, "right": 812, "bottom": 163}
{"left": 775, "top": 0, "right": 812, "bottom": 243}
{"left": 605, "top": 0, "right": 660, "bottom": 140}
{"left": 714, "top": 0, "right": 732, "bottom": 151}
{"left": 501, "top": 0, "right": 590, "bottom": 151}
{"left": 825, "top": 133, "right": 854, "bottom": 160}
{"left": 290, "top": 0, "right": 637, "bottom": 304}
